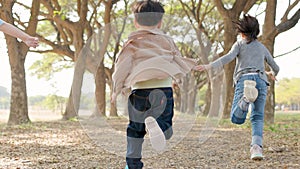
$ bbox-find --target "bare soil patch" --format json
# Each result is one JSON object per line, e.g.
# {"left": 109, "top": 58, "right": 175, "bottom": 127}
{"left": 0, "top": 113, "right": 299, "bottom": 169}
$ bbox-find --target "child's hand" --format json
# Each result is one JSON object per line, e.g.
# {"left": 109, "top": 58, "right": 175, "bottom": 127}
{"left": 24, "top": 36, "right": 39, "bottom": 48}
{"left": 193, "top": 64, "right": 209, "bottom": 72}
{"left": 266, "top": 71, "right": 277, "bottom": 81}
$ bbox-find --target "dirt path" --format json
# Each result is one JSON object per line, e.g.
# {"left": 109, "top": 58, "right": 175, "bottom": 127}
{"left": 0, "top": 116, "right": 299, "bottom": 169}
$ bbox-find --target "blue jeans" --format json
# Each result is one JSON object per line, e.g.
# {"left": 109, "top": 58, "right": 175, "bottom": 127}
{"left": 126, "top": 87, "right": 174, "bottom": 169}
{"left": 231, "top": 74, "right": 268, "bottom": 147}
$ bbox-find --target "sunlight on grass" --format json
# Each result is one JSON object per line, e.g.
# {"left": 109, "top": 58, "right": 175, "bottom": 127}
{"left": 201, "top": 111, "right": 300, "bottom": 132}
{"left": 275, "top": 111, "right": 300, "bottom": 121}
{"left": 265, "top": 112, "right": 300, "bottom": 133}
{"left": 68, "top": 117, "right": 79, "bottom": 122}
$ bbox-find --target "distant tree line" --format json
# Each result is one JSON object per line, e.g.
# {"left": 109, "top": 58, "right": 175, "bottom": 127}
{"left": 0, "top": 86, "right": 10, "bottom": 109}
{"left": 275, "top": 78, "right": 300, "bottom": 111}
{"left": 0, "top": 0, "right": 299, "bottom": 125}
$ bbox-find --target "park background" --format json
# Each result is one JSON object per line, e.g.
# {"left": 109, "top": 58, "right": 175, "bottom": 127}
{"left": 0, "top": 0, "right": 299, "bottom": 120}
{"left": 0, "top": 0, "right": 299, "bottom": 168}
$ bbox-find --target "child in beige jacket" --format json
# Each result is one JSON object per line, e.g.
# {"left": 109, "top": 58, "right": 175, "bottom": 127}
{"left": 111, "top": 1, "right": 196, "bottom": 168}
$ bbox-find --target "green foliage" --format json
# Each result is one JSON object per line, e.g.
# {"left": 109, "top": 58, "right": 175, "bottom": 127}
{"left": 41, "top": 94, "right": 67, "bottom": 112}
{"left": 167, "top": 0, "right": 224, "bottom": 43}
{"left": 28, "top": 95, "right": 46, "bottom": 106}
{"left": 265, "top": 113, "right": 300, "bottom": 138}
{"left": 28, "top": 95, "right": 67, "bottom": 113}
{"left": 267, "top": 123, "right": 281, "bottom": 132}
{"left": 68, "top": 117, "right": 78, "bottom": 122}
{"left": 53, "top": 10, "right": 67, "bottom": 20}
{"left": 36, "top": 21, "right": 58, "bottom": 44}
{"left": 41, "top": 0, "right": 77, "bottom": 20}
{"left": 275, "top": 78, "right": 300, "bottom": 105}
{"left": 0, "top": 97, "right": 10, "bottom": 109}
{"left": 215, "top": 112, "right": 300, "bottom": 136}
{"left": 29, "top": 53, "right": 73, "bottom": 80}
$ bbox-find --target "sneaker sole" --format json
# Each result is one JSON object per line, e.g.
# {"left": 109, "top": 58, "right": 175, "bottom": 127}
{"left": 145, "top": 116, "right": 166, "bottom": 151}
{"left": 251, "top": 155, "right": 264, "bottom": 160}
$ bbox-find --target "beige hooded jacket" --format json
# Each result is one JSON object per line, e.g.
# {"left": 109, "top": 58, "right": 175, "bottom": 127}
{"left": 112, "top": 28, "right": 197, "bottom": 96}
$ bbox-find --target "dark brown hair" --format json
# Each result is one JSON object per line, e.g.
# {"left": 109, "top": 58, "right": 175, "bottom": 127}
{"left": 234, "top": 14, "right": 260, "bottom": 43}
{"left": 132, "top": 0, "right": 165, "bottom": 26}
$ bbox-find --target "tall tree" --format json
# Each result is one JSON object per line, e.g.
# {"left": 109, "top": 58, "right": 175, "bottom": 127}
{"left": 261, "top": 0, "right": 300, "bottom": 123}
{"left": 0, "top": 0, "right": 40, "bottom": 125}
{"left": 37, "top": 0, "right": 89, "bottom": 119}
{"left": 30, "top": 0, "right": 121, "bottom": 119}
{"left": 178, "top": 0, "right": 226, "bottom": 116}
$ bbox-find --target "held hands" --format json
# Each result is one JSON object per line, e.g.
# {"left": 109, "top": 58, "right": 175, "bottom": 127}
{"left": 23, "top": 36, "right": 39, "bottom": 48}
{"left": 266, "top": 71, "right": 277, "bottom": 81}
{"left": 193, "top": 64, "right": 210, "bottom": 72}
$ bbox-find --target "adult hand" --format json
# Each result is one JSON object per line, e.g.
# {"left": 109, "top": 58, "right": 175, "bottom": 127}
{"left": 193, "top": 64, "right": 209, "bottom": 72}
{"left": 24, "top": 36, "right": 39, "bottom": 48}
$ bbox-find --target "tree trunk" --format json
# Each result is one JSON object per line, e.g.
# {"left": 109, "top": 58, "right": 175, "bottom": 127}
{"left": 63, "top": 47, "right": 85, "bottom": 120}
{"left": 63, "top": 25, "right": 85, "bottom": 120}
{"left": 63, "top": 61, "right": 84, "bottom": 120}
{"left": 63, "top": 79, "right": 82, "bottom": 120}
{"left": 210, "top": 74, "right": 224, "bottom": 117}
{"left": 7, "top": 48, "right": 30, "bottom": 125}
{"left": 173, "top": 83, "right": 181, "bottom": 111}
{"left": 265, "top": 83, "right": 275, "bottom": 123}
{"left": 261, "top": 0, "right": 277, "bottom": 124}
{"left": 186, "top": 74, "right": 197, "bottom": 114}
{"left": 0, "top": 0, "right": 39, "bottom": 125}
{"left": 95, "top": 62, "right": 106, "bottom": 116}
{"left": 203, "top": 81, "right": 211, "bottom": 116}
{"left": 109, "top": 86, "right": 117, "bottom": 116}
{"left": 180, "top": 76, "right": 189, "bottom": 113}
{"left": 99, "top": 1, "right": 114, "bottom": 116}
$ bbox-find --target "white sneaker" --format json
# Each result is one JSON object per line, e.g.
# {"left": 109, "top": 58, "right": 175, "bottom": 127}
{"left": 250, "top": 144, "right": 264, "bottom": 160}
{"left": 244, "top": 80, "right": 258, "bottom": 102}
{"left": 145, "top": 116, "right": 166, "bottom": 151}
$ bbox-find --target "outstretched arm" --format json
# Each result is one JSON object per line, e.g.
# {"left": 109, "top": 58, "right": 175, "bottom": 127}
{"left": 0, "top": 21, "right": 39, "bottom": 48}
{"left": 193, "top": 64, "right": 211, "bottom": 72}
{"left": 194, "top": 41, "right": 240, "bottom": 72}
